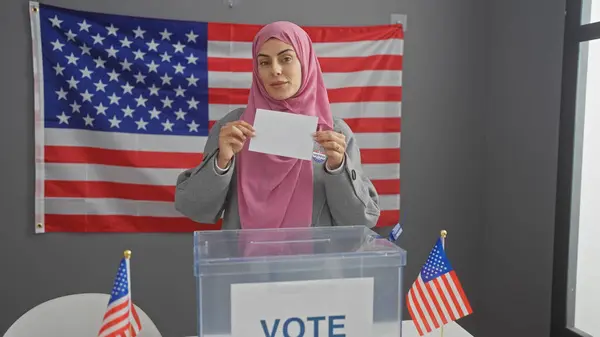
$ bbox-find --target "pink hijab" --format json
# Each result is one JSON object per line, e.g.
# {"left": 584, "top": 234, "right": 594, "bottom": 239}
{"left": 236, "top": 21, "right": 334, "bottom": 230}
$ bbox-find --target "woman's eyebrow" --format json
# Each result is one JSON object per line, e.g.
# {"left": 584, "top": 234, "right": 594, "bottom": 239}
{"left": 257, "top": 49, "right": 294, "bottom": 57}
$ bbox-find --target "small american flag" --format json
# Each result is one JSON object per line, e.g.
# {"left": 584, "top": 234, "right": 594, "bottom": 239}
{"left": 406, "top": 238, "right": 473, "bottom": 336}
{"left": 98, "top": 256, "right": 142, "bottom": 337}
{"left": 29, "top": 1, "right": 402, "bottom": 233}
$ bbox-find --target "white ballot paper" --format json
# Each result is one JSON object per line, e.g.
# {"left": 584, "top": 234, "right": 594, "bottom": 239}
{"left": 249, "top": 108, "right": 318, "bottom": 160}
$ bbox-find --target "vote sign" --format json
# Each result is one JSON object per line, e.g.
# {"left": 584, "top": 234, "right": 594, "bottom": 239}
{"left": 231, "top": 278, "right": 374, "bottom": 337}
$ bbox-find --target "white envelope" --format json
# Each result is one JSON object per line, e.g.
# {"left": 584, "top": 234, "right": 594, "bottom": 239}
{"left": 248, "top": 108, "right": 318, "bottom": 160}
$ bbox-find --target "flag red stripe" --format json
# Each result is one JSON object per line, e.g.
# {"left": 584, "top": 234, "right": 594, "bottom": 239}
{"left": 320, "top": 55, "right": 403, "bottom": 72}
{"left": 450, "top": 271, "right": 473, "bottom": 314}
{"left": 45, "top": 146, "right": 203, "bottom": 169}
{"left": 45, "top": 146, "right": 399, "bottom": 167}
{"left": 208, "top": 86, "right": 402, "bottom": 105}
{"left": 328, "top": 86, "right": 402, "bottom": 102}
{"left": 204, "top": 88, "right": 248, "bottom": 105}
{"left": 406, "top": 295, "right": 424, "bottom": 336}
{"left": 425, "top": 281, "right": 449, "bottom": 325}
{"left": 376, "top": 210, "right": 398, "bottom": 227}
{"left": 132, "top": 306, "right": 142, "bottom": 331}
{"left": 44, "top": 214, "right": 222, "bottom": 232}
{"left": 442, "top": 274, "right": 466, "bottom": 317}
{"left": 344, "top": 117, "right": 401, "bottom": 133}
{"left": 207, "top": 55, "right": 403, "bottom": 72}
{"left": 212, "top": 117, "right": 402, "bottom": 133}
{"left": 45, "top": 181, "right": 175, "bottom": 201}
{"left": 415, "top": 280, "right": 440, "bottom": 329}
{"left": 207, "top": 23, "right": 403, "bottom": 42}
{"left": 433, "top": 277, "right": 457, "bottom": 321}
{"left": 207, "top": 57, "right": 252, "bottom": 72}
{"left": 43, "top": 211, "right": 397, "bottom": 232}
{"left": 372, "top": 179, "right": 399, "bottom": 195}
{"left": 410, "top": 288, "right": 432, "bottom": 333}
{"left": 360, "top": 148, "right": 400, "bottom": 164}
{"left": 208, "top": 120, "right": 216, "bottom": 130}
{"left": 45, "top": 179, "right": 398, "bottom": 200}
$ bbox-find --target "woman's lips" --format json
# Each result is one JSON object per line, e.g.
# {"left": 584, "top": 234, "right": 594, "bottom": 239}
{"left": 270, "top": 81, "right": 288, "bottom": 87}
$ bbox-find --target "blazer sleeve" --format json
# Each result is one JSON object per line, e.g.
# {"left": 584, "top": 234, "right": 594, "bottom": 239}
{"left": 174, "top": 118, "right": 234, "bottom": 223}
{"left": 322, "top": 118, "right": 381, "bottom": 228}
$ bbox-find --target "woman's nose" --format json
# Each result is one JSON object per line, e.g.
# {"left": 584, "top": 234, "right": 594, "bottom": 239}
{"left": 271, "top": 63, "right": 282, "bottom": 75}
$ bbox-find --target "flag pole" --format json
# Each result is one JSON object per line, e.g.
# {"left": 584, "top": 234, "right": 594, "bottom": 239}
{"left": 124, "top": 250, "right": 133, "bottom": 337}
{"left": 440, "top": 229, "right": 447, "bottom": 248}
{"left": 440, "top": 230, "right": 447, "bottom": 337}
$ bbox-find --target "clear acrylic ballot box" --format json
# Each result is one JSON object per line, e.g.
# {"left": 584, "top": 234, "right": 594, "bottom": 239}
{"left": 193, "top": 225, "right": 407, "bottom": 337}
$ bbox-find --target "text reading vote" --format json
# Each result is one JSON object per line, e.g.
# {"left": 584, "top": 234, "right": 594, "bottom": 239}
{"left": 260, "top": 315, "right": 346, "bottom": 337}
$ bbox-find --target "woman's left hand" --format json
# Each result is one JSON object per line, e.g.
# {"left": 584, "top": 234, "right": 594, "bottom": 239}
{"left": 313, "top": 130, "right": 346, "bottom": 170}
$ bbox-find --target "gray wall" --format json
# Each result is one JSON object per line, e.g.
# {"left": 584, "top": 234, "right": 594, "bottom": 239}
{"left": 481, "top": 0, "right": 566, "bottom": 336}
{"left": 0, "top": 0, "right": 567, "bottom": 336}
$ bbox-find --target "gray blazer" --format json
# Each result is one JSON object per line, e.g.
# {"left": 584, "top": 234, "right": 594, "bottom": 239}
{"left": 174, "top": 108, "right": 381, "bottom": 229}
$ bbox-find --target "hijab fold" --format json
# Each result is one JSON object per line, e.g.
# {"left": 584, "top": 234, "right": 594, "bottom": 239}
{"left": 236, "top": 21, "right": 333, "bottom": 230}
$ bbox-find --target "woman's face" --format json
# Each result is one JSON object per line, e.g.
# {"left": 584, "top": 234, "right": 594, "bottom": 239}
{"left": 256, "top": 38, "right": 302, "bottom": 100}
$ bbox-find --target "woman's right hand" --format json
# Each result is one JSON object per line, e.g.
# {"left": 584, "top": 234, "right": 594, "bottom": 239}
{"left": 217, "top": 120, "right": 255, "bottom": 168}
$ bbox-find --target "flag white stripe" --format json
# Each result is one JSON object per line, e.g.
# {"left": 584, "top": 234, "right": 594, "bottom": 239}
{"left": 46, "top": 164, "right": 184, "bottom": 184}
{"left": 46, "top": 197, "right": 184, "bottom": 217}
{"left": 428, "top": 279, "right": 453, "bottom": 324}
{"left": 208, "top": 104, "right": 245, "bottom": 121}
{"left": 44, "top": 163, "right": 399, "bottom": 184}
{"left": 44, "top": 195, "right": 399, "bottom": 216}
{"left": 407, "top": 289, "right": 426, "bottom": 334}
{"left": 44, "top": 128, "right": 400, "bottom": 152}
{"left": 314, "top": 39, "right": 403, "bottom": 58}
{"left": 359, "top": 163, "right": 400, "bottom": 179}
{"left": 208, "top": 70, "right": 403, "bottom": 89}
{"left": 207, "top": 39, "right": 403, "bottom": 59}
{"left": 44, "top": 128, "right": 206, "bottom": 153}
{"left": 208, "top": 102, "right": 402, "bottom": 121}
{"left": 444, "top": 273, "right": 469, "bottom": 316}
{"left": 355, "top": 133, "right": 400, "bottom": 149}
{"left": 435, "top": 277, "right": 460, "bottom": 319}
{"left": 380, "top": 195, "right": 399, "bottom": 211}
{"left": 418, "top": 277, "right": 443, "bottom": 328}
{"left": 413, "top": 277, "right": 436, "bottom": 332}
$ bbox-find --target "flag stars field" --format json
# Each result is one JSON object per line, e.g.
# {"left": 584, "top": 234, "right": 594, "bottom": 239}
{"left": 43, "top": 10, "right": 205, "bottom": 136}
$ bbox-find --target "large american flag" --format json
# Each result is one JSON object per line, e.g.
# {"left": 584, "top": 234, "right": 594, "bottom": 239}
{"left": 98, "top": 256, "right": 142, "bottom": 337}
{"left": 29, "top": 2, "right": 402, "bottom": 233}
{"left": 406, "top": 238, "right": 473, "bottom": 336}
